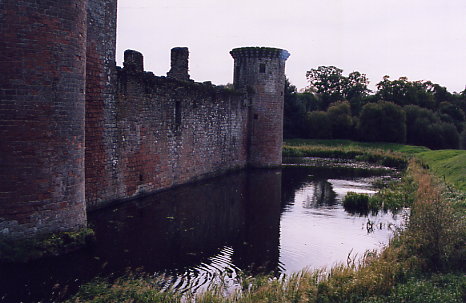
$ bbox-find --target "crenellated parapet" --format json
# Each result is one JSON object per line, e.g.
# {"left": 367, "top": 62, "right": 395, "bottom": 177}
{"left": 167, "top": 47, "right": 191, "bottom": 81}
{"left": 230, "top": 47, "right": 290, "bottom": 60}
{"left": 0, "top": 0, "right": 290, "bottom": 245}
{"left": 231, "top": 47, "right": 290, "bottom": 167}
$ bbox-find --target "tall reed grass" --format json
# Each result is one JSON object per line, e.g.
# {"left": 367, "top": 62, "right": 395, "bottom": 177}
{"left": 67, "top": 162, "right": 465, "bottom": 303}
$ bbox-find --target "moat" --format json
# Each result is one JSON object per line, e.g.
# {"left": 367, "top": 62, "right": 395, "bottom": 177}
{"left": 0, "top": 163, "right": 405, "bottom": 302}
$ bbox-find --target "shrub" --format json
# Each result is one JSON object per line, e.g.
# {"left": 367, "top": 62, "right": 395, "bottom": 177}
{"left": 343, "top": 192, "right": 370, "bottom": 213}
{"left": 359, "top": 101, "right": 406, "bottom": 143}
{"left": 305, "top": 111, "right": 332, "bottom": 139}
{"left": 327, "top": 101, "right": 354, "bottom": 139}
{"left": 405, "top": 168, "right": 466, "bottom": 271}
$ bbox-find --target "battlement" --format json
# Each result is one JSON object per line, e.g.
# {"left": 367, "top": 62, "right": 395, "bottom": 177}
{"left": 167, "top": 47, "right": 190, "bottom": 81}
{"left": 123, "top": 49, "right": 144, "bottom": 73}
{"left": 230, "top": 47, "right": 290, "bottom": 60}
{"left": 0, "top": 0, "right": 289, "bottom": 243}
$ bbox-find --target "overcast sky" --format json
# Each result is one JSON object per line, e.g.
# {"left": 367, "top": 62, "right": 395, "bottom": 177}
{"left": 117, "top": 0, "right": 466, "bottom": 93}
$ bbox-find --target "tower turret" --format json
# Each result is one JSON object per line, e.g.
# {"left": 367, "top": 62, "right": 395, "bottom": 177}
{"left": 230, "top": 47, "right": 290, "bottom": 167}
{"left": 0, "top": 0, "right": 88, "bottom": 239}
{"left": 167, "top": 47, "right": 190, "bottom": 81}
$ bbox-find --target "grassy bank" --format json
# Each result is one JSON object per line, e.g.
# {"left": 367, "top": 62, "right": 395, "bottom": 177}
{"left": 282, "top": 139, "right": 425, "bottom": 169}
{"left": 66, "top": 140, "right": 465, "bottom": 303}
{"left": 416, "top": 150, "right": 466, "bottom": 191}
{"left": 284, "top": 139, "right": 466, "bottom": 191}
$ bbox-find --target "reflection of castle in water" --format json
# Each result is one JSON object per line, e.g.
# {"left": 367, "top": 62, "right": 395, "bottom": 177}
{"left": 303, "top": 181, "right": 337, "bottom": 208}
{"left": 0, "top": 169, "right": 283, "bottom": 302}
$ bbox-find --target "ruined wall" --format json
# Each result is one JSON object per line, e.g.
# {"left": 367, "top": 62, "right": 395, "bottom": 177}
{"left": 115, "top": 50, "right": 249, "bottom": 202}
{"left": 0, "top": 0, "right": 87, "bottom": 238}
{"left": 85, "top": 0, "right": 121, "bottom": 209}
{"left": 0, "top": 0, "right": 289, "bottom": 241}
{"left": 85, "top": 50, "right": 249, "bottom": 209}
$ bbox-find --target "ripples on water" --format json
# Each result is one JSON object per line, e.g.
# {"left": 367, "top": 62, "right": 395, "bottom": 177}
{"left": 0, "top": 163, "right": 406, "bottom": 302}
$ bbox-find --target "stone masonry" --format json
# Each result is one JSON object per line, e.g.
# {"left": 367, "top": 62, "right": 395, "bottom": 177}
{"left": 0, "top": 0, "right": 289, "bottom": 240}
{"left": 0, "top": 0, "right": 88, "bottom": 238}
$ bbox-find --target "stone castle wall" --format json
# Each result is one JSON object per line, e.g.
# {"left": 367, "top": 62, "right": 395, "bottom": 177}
{"left": 0, "top": 0, "right": 289, "bottom": 239}
{"left": 231, "top": 48, "right": 290, "bottom": 167}
{"left": 85, "top": 0, "right": 122, "bottom": 209}
{"left": 0, "top": 0, "right": 88, "bottom": 238}
{"left": 85, "top": 50, "right": 250, "bottom": 209}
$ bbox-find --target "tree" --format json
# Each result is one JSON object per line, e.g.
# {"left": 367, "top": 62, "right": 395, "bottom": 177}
{"left": 402, "top": 105, "right": 460, "bottom": 149}
{"left": 438, "top": 101, "right": 465, "bottom": 133}
{"left": 345, "top": 71, "right": 370, "bottom": 100}
{"left": 284, "top": 78, "right": 307, "bottom": 138}
{"left": 359, "top": 101, "right": 406, "bottom": 143}
{"left": 404, "top": 105, "right": 438, "bottom": 146}
{"left": 376, "top": 76, "right": 435, "bottom": 109}
{"left": 327, "top": 101, "right": 353, "bottom": 139}
{"left": 305, "top": 66, "right": 369, "bottom": 110}
{"left": 305, "top": 111, "right": 332, "bottom": 139}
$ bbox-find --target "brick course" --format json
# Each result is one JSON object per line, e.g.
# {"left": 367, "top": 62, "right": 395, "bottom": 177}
{"left": 0, "top": 0, "right": 289, "bottom": 239}
{"left": 0, "top": 0, "right": 87, "bottom": 238}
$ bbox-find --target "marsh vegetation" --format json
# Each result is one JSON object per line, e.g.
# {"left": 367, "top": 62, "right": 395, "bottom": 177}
{"left": 63, "top": 140, "right": 465, "bottom": 303}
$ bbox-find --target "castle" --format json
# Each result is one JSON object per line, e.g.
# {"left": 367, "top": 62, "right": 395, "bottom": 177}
{"left": 0, "top": 0, "right": 289, "bottom": 240}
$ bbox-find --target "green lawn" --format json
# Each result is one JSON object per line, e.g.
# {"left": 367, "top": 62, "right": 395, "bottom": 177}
{"left": 416, "top": 150, "right": 466, "bottom": 191}
{"left": 284, "top": 139, "right": 466, "bottom": 191}
{"left": 285, "top": 139, "right": 430, "bottom": 155}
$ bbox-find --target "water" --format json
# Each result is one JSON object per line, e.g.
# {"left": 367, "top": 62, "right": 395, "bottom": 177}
{"left": 0, "top": 163, "right": 405, "bottom": 302}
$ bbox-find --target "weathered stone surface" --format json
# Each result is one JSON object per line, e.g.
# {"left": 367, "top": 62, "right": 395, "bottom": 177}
{"left": 231, "top": 47, "right": 290, "bottom": 167}
{"left": 167, "top": 47, "right": 190, "bottom": 81}
{"left": 0, "top": 0, "right": 290, "bottom": 239}
{"left": 85, "top": 0, "right": 121, "bottom": 210}
{"left": 0, "top": 0, "right": 87, "bottom": 238}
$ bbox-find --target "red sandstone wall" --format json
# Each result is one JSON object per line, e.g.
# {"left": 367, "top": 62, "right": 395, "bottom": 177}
{"left": 84, "top": 65, "right": 249, "bottom": 208}
{"left": 231, "top": 48, "right": 289, "bottom": 167}
{"left": 85, "top": 0, "right": 122, "bottom": 209}
{"left": 0, "top": 0, "right": 87, "bottom": 237}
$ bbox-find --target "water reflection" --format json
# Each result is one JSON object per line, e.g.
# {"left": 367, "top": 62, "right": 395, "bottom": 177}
{"left": 0, "top": 165, "right": 403, "bottom": 302}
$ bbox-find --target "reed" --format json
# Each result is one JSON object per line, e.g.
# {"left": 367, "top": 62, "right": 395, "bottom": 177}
{"left": 66, "top": 156, "right": 465, "bottom": 303}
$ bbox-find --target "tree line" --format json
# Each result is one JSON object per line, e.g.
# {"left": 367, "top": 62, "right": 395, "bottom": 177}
{"left": 284, "top": 66, "right": 466, "bottom": 149}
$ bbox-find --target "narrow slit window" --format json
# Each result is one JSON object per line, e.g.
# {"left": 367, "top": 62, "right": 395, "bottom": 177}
{"left": 175, "top": 101, "right": 182, "bottom": 128}
{"left": 259, "top": 63, "right": 266, "bottom": 73}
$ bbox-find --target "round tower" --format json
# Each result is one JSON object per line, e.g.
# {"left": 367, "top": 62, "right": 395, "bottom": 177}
{"left": 230, "top": 47, "right": 290, "bottom": 167}
{"left": 0, "top": 0, "right": 87, "bottom": 239}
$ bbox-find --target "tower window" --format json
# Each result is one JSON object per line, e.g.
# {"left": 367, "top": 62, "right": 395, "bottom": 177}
{"left": 259, "top": 63, "right": 266, "bottom": 73}
{"left": 175, "top": 101, "right": 182, "bottom": 128}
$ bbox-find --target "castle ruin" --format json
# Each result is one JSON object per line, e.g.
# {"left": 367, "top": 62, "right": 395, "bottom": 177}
{"left": 0, "top": 0, "right": 289, "bottom": 239}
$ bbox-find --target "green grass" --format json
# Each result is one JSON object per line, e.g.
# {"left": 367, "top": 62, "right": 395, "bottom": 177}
{"left": 283, "top": 139, "right": 411, "bottom": 168}
{"left": 285, "top": 139, "right": 430, "bottom": 155}
{"left": 362, "top": 274, "right": 466, "bottom": 303}
{"left": 416, "top": 150, "right": 466, "bottom": 191}
{"left": 65, "top": 140, "right": 465, "bottom": 303}
{"left": 66, "top": 159, "right": 465, "bottom": 303}
{"left": 285, "top": 139, "right": 465, "bottom": 191}
{"left": 0, "top": 228, "right": 95, "bottom": 263}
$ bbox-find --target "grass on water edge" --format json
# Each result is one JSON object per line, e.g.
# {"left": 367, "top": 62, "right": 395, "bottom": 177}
{"left": 284, "top": 139, "right": 466, "bottom": 191}
{"left": 66, "top": 143, "right": 466, "bottom": 303}
{"left": 284, "top": 139, "right": 430, "bottom": 155}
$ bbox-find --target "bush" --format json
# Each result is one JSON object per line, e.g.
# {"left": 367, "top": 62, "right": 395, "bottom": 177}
{"left": 343, "top": 192, "right": 370, "bottom": 213}
{"left": 327, "top": 101, "right": 354, "bottom": 139}
{"left": 305, "top": 111, "right": 332, "bottom": 139}
{"left": 405, "top": 169, "right": 466, "bottom": 271}
{"left": 359, "top": 101, "right": 406, "bottom": 143}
